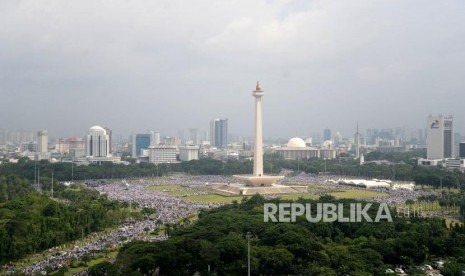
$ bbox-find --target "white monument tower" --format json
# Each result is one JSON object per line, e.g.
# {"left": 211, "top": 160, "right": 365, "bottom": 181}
{"left": 235, "top": 82, "right": 284, "bottom": 187}
{"left": 253, "top": 81, "right": 264, "bottom": 177}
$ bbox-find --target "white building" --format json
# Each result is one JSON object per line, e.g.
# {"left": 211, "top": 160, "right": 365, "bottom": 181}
{"left": 152, "top": 131, "right": 161, "bottom": 146}
{"left": 427, "top": 115, "right": 453, "bottom": 159}
{"left": 442, "top": 158, "right": 465, "bottom": 170}
{"left": 179, "top": 145, "right": 199, "bottom": 161}
{"left": 86, "top": 126, "right": 110, "bottom": 157}
{"left": 149, "top": 145, "right": 177, "bottom": 164}
{"left": 275, "top": 137, "right": 320, "bottom": 159}
{"left": 274, "top": 137, "right": 337, "bottom": 160}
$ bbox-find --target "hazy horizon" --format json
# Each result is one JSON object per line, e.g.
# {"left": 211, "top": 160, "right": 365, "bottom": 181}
{"left": 2, "top": 1, "right": 465, "bottom": 139}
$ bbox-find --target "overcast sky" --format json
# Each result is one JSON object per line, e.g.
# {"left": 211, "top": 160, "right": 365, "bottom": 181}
{"left": 1, "top": 0, "right": 465, "bottom": 140}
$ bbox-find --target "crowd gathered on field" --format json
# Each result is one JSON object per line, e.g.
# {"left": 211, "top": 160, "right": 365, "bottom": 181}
{"left": 12, "top": 173, "right": 442, "bottom": 275}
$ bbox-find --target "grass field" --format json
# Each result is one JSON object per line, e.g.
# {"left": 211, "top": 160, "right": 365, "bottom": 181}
{"left": 185, "top": 194, "right": 248, "bottom": 204}
{"left": 275, "top": 194, "right": 319, "bottom": 200}
{"left": 327, "top": 189, "right": 388, "bottom": 199}
{"left": 146, "top": 184, "right": 193, "bottom": 196}
{"left": 146, "top": 184, "right": 391, "bottom": 204}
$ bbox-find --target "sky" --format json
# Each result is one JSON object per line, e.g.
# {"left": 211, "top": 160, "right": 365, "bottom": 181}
{"left": 1, "top": 0, "right": 465, "bottom": 140}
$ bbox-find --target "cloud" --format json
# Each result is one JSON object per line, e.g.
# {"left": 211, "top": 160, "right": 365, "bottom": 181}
{"left": 1, "top": 0, "right": 465, "bottom": 139}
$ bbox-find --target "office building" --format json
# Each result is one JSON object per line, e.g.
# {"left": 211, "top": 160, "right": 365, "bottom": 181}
{"left": 56, "top": 137, "right": 86, "bottom": 157}
{"left": 179, "top": 145, "right": 199, "bottom": 161}
{"left": 210, "top": 118, "right": 228, "bottom": 148}
{"left": 86, "top": 126, "right": 110, "bottom": 157}
{"left": 459, "top": 142, "right": 465, "bottom": 158}
{"left": 37, "top": 130, "right": 48, "bottom": 154}
{"left": 153, "top": 131, "right": 161, "bottom": 146}
{"left": 135, "top": 134, "right": 151, "bottom": 157}
{"left": 149, "top": 145, "right": 177, "bottom": 164}
{"left": 21, "top": 142, "right": 38, "bottom": 152}
{"left": 104, "top": 127, "right": 112, "bottom": 154}
{"left": 323, "top": 129, "right": 331, "bottom": 141}
{"left": 189, "top": 128, "right": 199, "bottom": 145}
{"left": 163, "top": 136, "right": 177, "bottom": 145}
{"left": 426, "top": 115, "right": 453, "bottom": 159}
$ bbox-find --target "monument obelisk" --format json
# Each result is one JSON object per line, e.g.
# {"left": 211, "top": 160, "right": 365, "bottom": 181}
{"left": 253, "top": 81, "right": 264, "bottom": 177}
{"left": 235, "top": 82, "right": 284, "bottom": 187}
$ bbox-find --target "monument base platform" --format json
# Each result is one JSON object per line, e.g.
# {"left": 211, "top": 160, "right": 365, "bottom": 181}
{"left": 211, "top": 183, "right": 308, "bottom": 196}
{"left": 233, "top": 174, "right": 285, "bottom": 187}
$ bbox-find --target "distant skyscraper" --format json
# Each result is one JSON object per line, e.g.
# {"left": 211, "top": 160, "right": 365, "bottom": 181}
{"left": 323, "top": 129, "right": 331, "bottom": 141}
{"left": 426, "top": 115, "right": 453, "bottom": 159}
{"left": 189, "top": 128, "right": 199, "bottom": 145}
{"left": 154, "top": 131, "right": 161, "bottom": 146}
{"left": 135, "top": 134, "right": 151, "bottom": 157}
{"left": 459, "top": 143, "right": 465, "bottom": 158}
{"left": 354, "top": 123, "right": 360, "bottom": 159}
{"left": 210, "top": 118, "right": 228, "bottom": 148}
{"left": 86, "top": 126, "right": 110, "bottom": 157}
{"left": 104, "top": 127, "right": 112, "bottom": 154}
{"left": 37, "top": 130, "right": 48, "bottom": 154}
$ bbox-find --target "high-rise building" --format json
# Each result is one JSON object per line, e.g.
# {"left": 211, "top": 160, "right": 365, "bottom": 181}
{"left": 135, "top": 134, "right": 151, "bottom": 157}
{"left": 210, "top": 118, "right": 228, "bottom": 148}
{"left": 86, "top": 126, "right": 110, "bottom": 157}
{"left": 37, "top": 130, "right": 48, "bottom": 154}
{"left": 323, "top": 129, "right": 331, "bottom": 141}
{"left": 459, "top": 142, "right": 465, "bottom": 158}
{"left": 426, "top": 115, "right": 453, "bottom": 159}
{"left": 154, "top": 131, "right": 161, "bottom": 146}
{"left": 163, "top": 136, "right": 177, "bottom": 145}
{"left": 189, "top": 128, "right": 199, "bottom": 145}
{"left": 104, "top": 127, "right": 112, "bottom": 154}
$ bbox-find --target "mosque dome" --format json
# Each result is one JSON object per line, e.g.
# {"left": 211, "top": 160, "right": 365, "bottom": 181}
{"left": 287, "top": 137, "right": 307, "bottom": 148}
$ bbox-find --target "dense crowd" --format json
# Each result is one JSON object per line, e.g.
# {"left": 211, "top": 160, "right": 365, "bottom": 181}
{"left": 9, "top": 173, "right": 443, "bottom": 275}
{"left": 14, "top": 220, "right": 167, "bottom": 275}
{"left": 13, "top": 175, "right": 237, "bottom": 275}
{"left": 281, "top": 173, "right": 440, "bottom": 205}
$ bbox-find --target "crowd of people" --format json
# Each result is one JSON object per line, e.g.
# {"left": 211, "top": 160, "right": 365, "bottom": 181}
{"left": 15, "top": 175, "right": 235, "bottom": 275}
{"left": 281, "top": 173, "right": 440, "bottom": 205}
{"left": 8, "top": 173, "right": 443, "bottom": 275}
{"left": 16, "top": 220, "right": 168, "bottom": 275}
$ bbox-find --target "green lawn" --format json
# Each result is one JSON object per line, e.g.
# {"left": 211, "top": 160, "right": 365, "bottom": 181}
{"left": 146, "top": 184, "right": 197, "bottom": 196}
{"left": 327, "top": 189, "right": 388, "bottom": 199}
{"left": 275, "top": 194, "right": 319, "bottom": 200}
{"left": 185, "top": 194, "right": 248, "bottom": 204}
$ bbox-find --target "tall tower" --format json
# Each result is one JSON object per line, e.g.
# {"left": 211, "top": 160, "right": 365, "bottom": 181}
{"left": 210, "top": 118, "right": 228, "bottom": 148}
{"left": 253, "top": 81, "right": 264, "bottom": 176}
{"left": 355, "top": 122, "right": 360, "bottom": 159}
{"left": 86, "top": 126, "right": 110, "bottom": 157}
{"left": 37, "top": 130, "right": 48, "bottom": 154}
{"left": 427, "top": 115, "right": 453, "bottom": 159}
{"left": 235, "top": 82, "right": 283, "bottom": 187}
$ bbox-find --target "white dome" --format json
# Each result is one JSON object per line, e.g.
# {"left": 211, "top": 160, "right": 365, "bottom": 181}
{"left": 90, "top": 126, "right": 105, "bottom": 131}
{"left": 287, "top": 137, "right": 307, "bottom": 148}
{"left": 89, "top": 126, "right": 106, "bottom": 135}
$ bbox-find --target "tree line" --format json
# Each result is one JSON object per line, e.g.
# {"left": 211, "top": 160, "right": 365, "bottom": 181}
{"left": 2, "top": 150, "right": 465, "bottom": 189}
{"left": 0, "top": 175, "right": 137, "bottom": 264}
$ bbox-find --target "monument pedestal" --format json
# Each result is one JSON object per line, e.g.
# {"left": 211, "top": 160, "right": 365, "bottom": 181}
{"left": 211, "top": 182, "right": 308, "bottom": 196}
{"left": 234, "top": 174, "right": 284, "bottom": 187}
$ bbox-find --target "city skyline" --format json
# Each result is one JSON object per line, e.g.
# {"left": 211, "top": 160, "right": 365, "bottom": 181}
{"left": 2, "top": 1, "right": 465, "bottom": 137}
